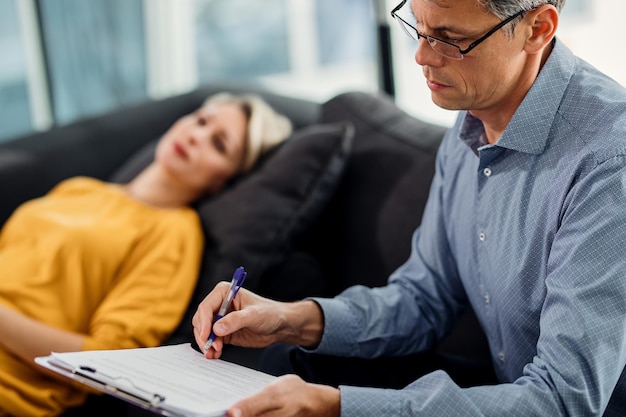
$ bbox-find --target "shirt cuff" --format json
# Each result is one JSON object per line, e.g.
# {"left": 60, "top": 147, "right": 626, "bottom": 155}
{"left": 303, "top": 297, "right": 362, "bottom": 356}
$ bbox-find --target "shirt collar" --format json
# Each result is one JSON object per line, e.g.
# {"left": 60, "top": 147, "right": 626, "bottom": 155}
{"left": 459, "top": 38, "right": 577, "bottom": 155}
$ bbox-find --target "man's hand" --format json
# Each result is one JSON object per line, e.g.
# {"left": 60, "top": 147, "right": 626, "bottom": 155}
{"left": 228, "top": 375, "right": 340, "bottom": 417}
{"left": 192, "top": 282, "right": 324, "bottom": 358}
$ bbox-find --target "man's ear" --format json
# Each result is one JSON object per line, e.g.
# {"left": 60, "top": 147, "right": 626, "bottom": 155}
{"left": 524, "top": 4, "right": 559, "bottom": 54}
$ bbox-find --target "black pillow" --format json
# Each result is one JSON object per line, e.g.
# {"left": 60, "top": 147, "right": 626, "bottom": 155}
{"left": 302, "top": 91, "right": 447, "bottom": 295}
{"left": 164, "top": 122, "right": 354, "bottom": 343}
{"left": 109, "top": 141, "right": 158, "bottom": 184}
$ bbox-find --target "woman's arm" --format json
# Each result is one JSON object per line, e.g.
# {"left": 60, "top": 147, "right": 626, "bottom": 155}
{"left": 0, "top": 305, "right": 84, "bottom": 366}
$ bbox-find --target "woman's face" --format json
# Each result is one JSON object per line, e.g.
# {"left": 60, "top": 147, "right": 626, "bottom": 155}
{"left": 155, "top": 102, "right": 248, "bottom": 194}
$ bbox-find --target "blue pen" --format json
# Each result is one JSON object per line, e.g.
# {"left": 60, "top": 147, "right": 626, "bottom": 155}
{"left": 203, "top": 266, "right": 247, "bottom": 353}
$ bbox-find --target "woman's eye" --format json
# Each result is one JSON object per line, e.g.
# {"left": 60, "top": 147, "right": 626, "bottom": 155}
{"left": 197, "top": 113, "right": 214, "bottom": 126}
{"left": 212, "top": 136, "right": 226, "bottom": 154}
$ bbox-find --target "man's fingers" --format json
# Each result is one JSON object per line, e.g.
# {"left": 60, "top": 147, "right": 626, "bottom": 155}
{"left": 193, "top": 282, "right": 232, "bottom": 340}
{"left": 229, "top": 383, "right": 283, "bottom": 417}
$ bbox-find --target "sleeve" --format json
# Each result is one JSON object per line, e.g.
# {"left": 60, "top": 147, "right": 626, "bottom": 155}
{"left": 336, "top": 155, "right": 626, "bottom": 416}
{"left": 82, "top": 210, "right": 203, "bottom": 351}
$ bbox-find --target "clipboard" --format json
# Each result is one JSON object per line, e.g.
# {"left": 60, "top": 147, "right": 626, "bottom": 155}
{"left": 35, "top": 343, "right": 276, "bottom": 417}
{"left": 35, "top": 355, "right": 176, "bottom": 416}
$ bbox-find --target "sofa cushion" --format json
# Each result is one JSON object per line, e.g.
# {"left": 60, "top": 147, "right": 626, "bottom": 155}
{"left": 292, "top": 92, "right": 492, "bottom": 364}
{"left": 109, "top": 142, "right": 157, "bottom": 184}
{"left": 0, "top": 151, "right": 49, "bottom": 226}
{"left": 300, "top": 91, "right": 447, "bottom": 294}
{"left": 162, "top": 122, "right": 353, "bottom": 343}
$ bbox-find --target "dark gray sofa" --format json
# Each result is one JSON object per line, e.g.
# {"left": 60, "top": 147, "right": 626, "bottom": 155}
{"left": 0, "top": 83, "right": 490, "bottom": 415}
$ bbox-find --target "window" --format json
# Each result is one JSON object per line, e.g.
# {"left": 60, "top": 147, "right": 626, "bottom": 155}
{"left": 195, "top": 0, "right": 290, "bottom": 81}
{"left": 38, "top": 0, "right": 147, "bottom": 124}
{"left": 1, "top": 0, "right": 378, "bottom": 142}
{"left": 194, "top": 0, "right": 377, "bottom": 102}
{"left": 316, "top": 0, "right": 375, "bottom": 66}
{"left": 1, "top": 0, "right": 622, "bottom": 143}
{"left": 0, "top": 0, "right": 32, "bottom": 141}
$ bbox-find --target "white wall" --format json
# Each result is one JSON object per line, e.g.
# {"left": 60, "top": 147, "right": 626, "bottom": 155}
{"left": 558, "top": 0, "right": 625, "bottom": 87}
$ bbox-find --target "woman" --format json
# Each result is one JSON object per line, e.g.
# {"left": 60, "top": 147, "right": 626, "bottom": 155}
{"left": 0, "top": 92, "right": 292, "bottom": 417}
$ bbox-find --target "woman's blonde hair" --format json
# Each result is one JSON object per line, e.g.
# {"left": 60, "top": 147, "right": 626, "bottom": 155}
{"left": 203, "top": 92, "right": 293, "bottom": 172}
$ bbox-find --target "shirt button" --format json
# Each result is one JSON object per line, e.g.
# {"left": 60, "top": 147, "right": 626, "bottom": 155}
{"left": 483, "top": 167, "right": 492, "bottom": 177}
{"left": 484, "top": 293, "right": 490, "bottom": 304}
{"left": 498, "top": 352, "right": 505, "bottom": 362}
{"left": 479, "top": 232, "right": 486, "bottom": 242}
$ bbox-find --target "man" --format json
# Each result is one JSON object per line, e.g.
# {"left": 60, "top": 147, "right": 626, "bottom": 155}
{"left": 193, "top": 0, "right": 626, "bottom": 415}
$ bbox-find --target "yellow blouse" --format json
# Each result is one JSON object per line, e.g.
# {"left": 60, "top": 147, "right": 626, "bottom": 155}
{"left": 0, "top": 177, "right": 203, "bottom": 416}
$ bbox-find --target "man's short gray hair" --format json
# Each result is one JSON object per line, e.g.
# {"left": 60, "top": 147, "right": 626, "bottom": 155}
{"left": 479, "top": 0, "right": 565, "bottom": 19}
{"left": 476, "top": 0, "right": 564, "bottom": 36}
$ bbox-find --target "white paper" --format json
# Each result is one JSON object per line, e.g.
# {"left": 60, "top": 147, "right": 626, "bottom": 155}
{"left": 37, "top": 343, "right": 276, "bottom": 417}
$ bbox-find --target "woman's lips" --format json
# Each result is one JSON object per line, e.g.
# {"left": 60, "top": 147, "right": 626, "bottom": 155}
{"left": 173, "top": 142, "right": 188, "bottom": 159}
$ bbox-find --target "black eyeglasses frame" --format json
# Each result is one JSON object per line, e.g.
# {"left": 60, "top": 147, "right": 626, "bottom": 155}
{"left": 390, "top": 0, "right": 527, "bottom": 59}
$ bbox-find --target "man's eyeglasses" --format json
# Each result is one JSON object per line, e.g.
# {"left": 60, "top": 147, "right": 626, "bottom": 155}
{"left": 390, "top": 0, "right": 527, "bottom": 60}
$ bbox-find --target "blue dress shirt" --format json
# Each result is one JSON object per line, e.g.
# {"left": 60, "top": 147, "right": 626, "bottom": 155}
{"left": 313, "top": 39, "right": 626, "bottom": 416}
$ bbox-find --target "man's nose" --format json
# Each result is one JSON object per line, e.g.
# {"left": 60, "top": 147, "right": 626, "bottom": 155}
{"left": 414, "top": 39, "right": 443, "bottom": 67}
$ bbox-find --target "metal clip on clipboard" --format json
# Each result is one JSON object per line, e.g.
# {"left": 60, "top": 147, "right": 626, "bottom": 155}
{"left": 74, "top": 365, "right": 167, "bottom": 412}
{"left": 35, "top": 360, "right": 171, "bottom": 415}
